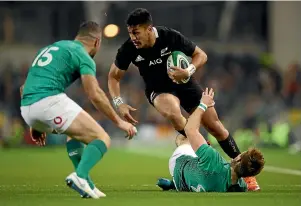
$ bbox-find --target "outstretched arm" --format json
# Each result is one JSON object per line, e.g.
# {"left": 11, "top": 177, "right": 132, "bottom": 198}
{"left": 108, "top": 63, "right": 138, "bottom": 125}
{"left": 81, "top": 74, "right": 137, "bottom": 139}
{"left": 108, "top": 63, "right": 126, "bottom": 99}
{"left": 82, "top": 74, "right": 122, "bottom": 125}
{"left": 184, "top": 88, "right": 215, "bottom": 152}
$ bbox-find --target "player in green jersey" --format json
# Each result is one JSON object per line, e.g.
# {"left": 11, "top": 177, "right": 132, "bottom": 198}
{"left": 20, "top": 21, "right": 137, "bottom": 199}
{"left": 157, "top": 88, "right": 265, "bottom": 192}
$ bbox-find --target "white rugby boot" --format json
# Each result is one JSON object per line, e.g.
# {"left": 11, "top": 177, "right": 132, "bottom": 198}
{"left": 93, "top": 187, "right": 106, "bottom": 197}
{"left": 65, "top": 172, "right": 99, "bottom": 199}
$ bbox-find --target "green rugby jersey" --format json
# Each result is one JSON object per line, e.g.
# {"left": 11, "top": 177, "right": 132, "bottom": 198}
{"left": 21, "top": 40, "right": 96, "bottom": 106}
{"left": 173, "top": 144, "right": 247, "bottom": 192}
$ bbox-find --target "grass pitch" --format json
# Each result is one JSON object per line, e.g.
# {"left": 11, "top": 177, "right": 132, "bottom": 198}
{"left": 0, "top": 146, "right": 300, "bottom": 206}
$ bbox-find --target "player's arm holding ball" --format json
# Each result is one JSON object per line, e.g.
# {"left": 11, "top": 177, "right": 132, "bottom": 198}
{"left": 168, "top": 29, "right": 207, "bottom": 83}
{"left": 108, "top": 43, "right": 138, "bottom": 125}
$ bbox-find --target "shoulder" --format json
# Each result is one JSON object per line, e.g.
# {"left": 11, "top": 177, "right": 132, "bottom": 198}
{"left": 51, "top": 40, "right": 84, "bottom": 57}
{"left": 155, "top": 26, "right": 182, "bottom": 38}
{"left": 70, "top": 42, "right": 95, "bottom": 67}
{"left": 118, "top": 38, "right": 135, "bottom": 52}
{"left": 52, "top": 40, "right": 79, "bottom": 49}
{"left": 79, "top": 51, "right": 95, "bottom": 67}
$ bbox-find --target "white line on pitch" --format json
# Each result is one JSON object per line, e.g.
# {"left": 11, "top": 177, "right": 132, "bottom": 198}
{"left": 264, "top": 166, "right": 301, "bottom": 176}
{"left": 126, "top": 149, "right": 301, "bottom": 176}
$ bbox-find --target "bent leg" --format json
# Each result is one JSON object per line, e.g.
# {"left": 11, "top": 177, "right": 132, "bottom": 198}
{"left": 64, "top": 109, "right": 110, "bottom": 147}
{"left": 65, "top": 136, "right": 95, "bottom": 190}
{"left": 63, "top": 110, "right": 110, "bottom": 179}
{"left": 201, "top": 107, "right": 241, "bottom": 158}
{"left": 153, "top": 93, "right": 187, "bottom": 138}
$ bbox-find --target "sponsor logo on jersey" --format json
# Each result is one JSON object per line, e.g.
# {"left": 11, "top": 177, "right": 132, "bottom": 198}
{"left": 135, "top": 55, "right": 145, "bottom": 62}
{"left": 191, "top": 184, "right": 206, "bottom": 192}
{"left": 68, "top": 151, "right": 78, "bottom": 157}
{"left": 149, "top": 58, "right": 163, "bottom": 66}
{"left": 54, "top": 116, "right": 62, "bottom": 124}
{"left": 161, "top": 47, "right": 171, "bottom": 56}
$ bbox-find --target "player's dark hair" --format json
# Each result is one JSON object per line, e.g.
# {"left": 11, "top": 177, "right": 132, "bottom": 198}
{"left": 126, "top": 8, "right": 153, "bottom": 26}
{"left": 77, "top": 21, "right": 101, "bottom": 37}
{"left": 234, "top": 148, "right": 265, "bottom": 178}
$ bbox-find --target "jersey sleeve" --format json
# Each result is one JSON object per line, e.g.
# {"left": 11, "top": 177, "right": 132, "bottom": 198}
{"left": 195, "top": 144, "right": 225, "bottom": 170}
{"left": 114, "top": 40, "right": 133, "bottom": 70}
{"left": 169, "top": 28, "right": 196, "bottom": 57}
{"left": 74, "top": 49, "right": 96, "bottom": 76}
{"left": 195, "top": 144, "right": 217, "bottom": 160}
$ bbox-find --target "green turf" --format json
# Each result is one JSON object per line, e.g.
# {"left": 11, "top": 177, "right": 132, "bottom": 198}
{"left": 0, "top": 147, "right": 300, "bottom": 206}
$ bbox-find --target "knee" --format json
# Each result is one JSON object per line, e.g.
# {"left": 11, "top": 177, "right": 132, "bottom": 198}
{"left": 162, "top": 110, "right": 182, "bottom": 123}
{"left": 160, "top": 109, "right": 173, "bottom": 119}
{"left": 96, "top": 132, "right": 111, "bottom": 149}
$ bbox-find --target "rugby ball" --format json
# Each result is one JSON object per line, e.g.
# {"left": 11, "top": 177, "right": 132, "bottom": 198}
{"left": 167, "top": 51, "right": 190, "bottom": 83}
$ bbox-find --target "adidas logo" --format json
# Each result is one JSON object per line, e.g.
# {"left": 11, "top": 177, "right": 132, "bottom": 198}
{"left": 135, "top": 55, "right": 145, "bottom": 62}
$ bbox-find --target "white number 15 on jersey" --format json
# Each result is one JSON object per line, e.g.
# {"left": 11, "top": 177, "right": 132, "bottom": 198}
{"left": 32, "top": 46, "right": 59, "bottom": 67}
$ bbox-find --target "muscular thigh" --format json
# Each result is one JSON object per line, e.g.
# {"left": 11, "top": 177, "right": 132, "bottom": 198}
{"left": 176, "top": 81, "right": 203, "bottom": 114}
{"left": 153, "top": 93, "right": 182, "bottom": 118}
{"left": 64, "top": 110, "right": 109, "bottom": 145}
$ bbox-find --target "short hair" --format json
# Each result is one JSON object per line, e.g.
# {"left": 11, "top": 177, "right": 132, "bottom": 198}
{"left": 234, "top": 148, "right": 265, "bottom": 178}
{"left": 77, "top": 21, "right": 101, "bottom": 37}
{"left": 126, "top": 8, "right": 153, "bottom": 26}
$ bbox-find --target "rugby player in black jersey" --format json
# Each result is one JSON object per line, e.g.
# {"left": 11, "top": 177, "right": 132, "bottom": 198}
{"left": 108, "top": 8, "right": 260, "bottom": 191}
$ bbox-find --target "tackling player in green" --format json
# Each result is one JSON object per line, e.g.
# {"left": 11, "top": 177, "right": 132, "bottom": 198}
{"left": 20, "top": 21, "right": 137, "bottom": 199}
{"left": 157, "top": 88, "right": 265, "bottom": 192}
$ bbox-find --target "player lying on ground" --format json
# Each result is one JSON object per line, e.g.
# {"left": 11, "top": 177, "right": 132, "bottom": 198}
{"left": 157, "top": 88, "right": 265, "bottom": 192}
{"left": 108, "top": 8, "right": 260, "bottom": 190}
{"left": 20, "top": 21, "right": 137, "bottom": 199}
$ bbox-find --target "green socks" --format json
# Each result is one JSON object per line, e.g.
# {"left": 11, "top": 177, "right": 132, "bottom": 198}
{"left": 66, "top": 139, "right": 107, "bottom": 190}
{"left": 66, "top": 139, "right": 84, "bottom": 169}
{"left": 76, "top": 139, "right": 107, "bottom": 181}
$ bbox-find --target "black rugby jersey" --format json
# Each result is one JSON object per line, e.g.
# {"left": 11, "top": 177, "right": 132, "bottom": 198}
{"left": 114, "top": 26, "right": 196, "bottom": 91}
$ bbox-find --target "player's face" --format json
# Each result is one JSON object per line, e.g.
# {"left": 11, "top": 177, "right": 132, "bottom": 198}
{"left": 127, "top": 25, "right": 152, "bottom": 49}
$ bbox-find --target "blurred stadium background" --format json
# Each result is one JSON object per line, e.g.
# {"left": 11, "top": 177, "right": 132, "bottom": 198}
{"left": 0, "top": 1, "right": 300, "bottom": 152}
{"left": 0, "top": 1, "right": 301, "bottom": 206}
